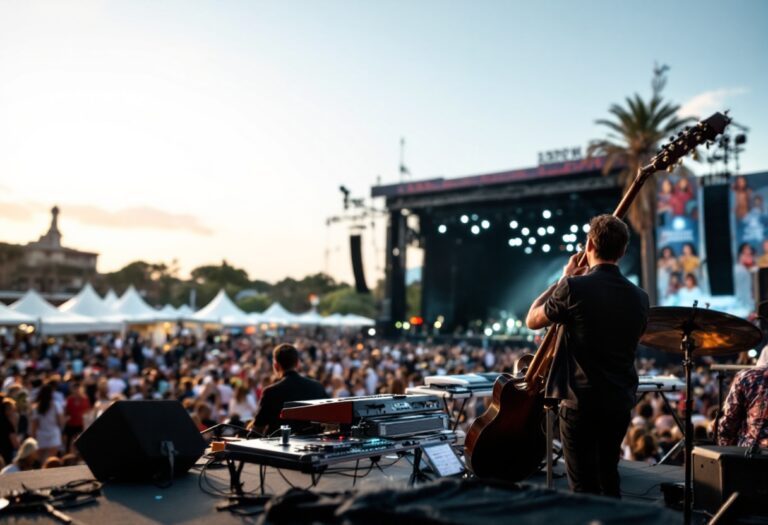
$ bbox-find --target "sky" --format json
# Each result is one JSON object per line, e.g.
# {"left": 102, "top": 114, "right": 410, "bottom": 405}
{"left": 0, "top": 0, "right": 766, "bottom": 285}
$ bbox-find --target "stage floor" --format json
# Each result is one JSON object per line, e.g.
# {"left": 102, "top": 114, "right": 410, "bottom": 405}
{"left": 0, "top": 455, "right": 684, "bottom": 524}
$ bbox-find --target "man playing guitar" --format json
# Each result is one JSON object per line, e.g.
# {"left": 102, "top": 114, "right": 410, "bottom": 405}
{"left": 526, "top": 214, "right": 649, "bottom": 497}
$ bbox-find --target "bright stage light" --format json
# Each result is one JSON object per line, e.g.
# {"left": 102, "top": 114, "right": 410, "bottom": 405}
{"left": 471, "top": 214, "right": 479, "bottom": 221}
{"left": 546, "top": 226, "right": 555, "bottom": 234}
{"left": 460, "top": 215, "right": 469, "bottom": 224}
{"left": 528, "top": 237, "right": 536, "bottom": 245}
{"left": 367, "top": 328, "right": 376, "bottom": 336}
{"left": 566, "top": 244, "right": 574, "bottom": 252}
{"left": 582, "top": 224, "right": 590, "bottom": 233}
{"left": 434, "top": 320, "right": 443, "bottom": 329}
{"left": 524, "top": 247, "right": 533, "bottom": 254}
{"left": 438, "top": 224, "right": 447, "bottom": 234}
{"left": 471, "top": 225, "right": 480, "bottom": 234}
{"left": 542, "top": 210, "right": 552, "bottom": 219}
{"left": 509, "top": 220, "right": 518, "bottom": 229}
{"left": 506, "top": 319, "right": 515, "bottom": 329}
{"left": 542, "top": 244, "right": 551, "bottom": 253}
{"left": 570, "top": 225, "right": 578, "bottom": 233}
{"left": 748, "top": 349, "right": 758, "bottom": 358}
{"left": 484, "top": 327, "right": 493, "bottom": 337}
{"left": 521, "top": 227, "right": 530, "bottom": 235}
{"left": 481, "top": 219, "right": 490, "bottom": 229}
{"left": 403, "top": 321, "right": 411, "bottom": 330}
{"left": 492, "top": 322, "right": 501, "bottom": 331}
{"left": 537, "top": 227, "right": 546, "bottom": 236}
{"left": 673, "top": 217, "right": 686, "bottom": 231}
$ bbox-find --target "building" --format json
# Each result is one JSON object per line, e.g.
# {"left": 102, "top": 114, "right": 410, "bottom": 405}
{"left": 0, "top": 207, "right": 98, "bottom": 303}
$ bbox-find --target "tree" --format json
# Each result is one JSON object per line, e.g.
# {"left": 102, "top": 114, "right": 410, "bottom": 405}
{"left": 238, "top": 294, "right": 271, "bottom": 313}
{"left": 318, "top": 286, "right": 377, "bottom": 318}
{"left": 588, "top": 65, "right": 695, "bottom": 304}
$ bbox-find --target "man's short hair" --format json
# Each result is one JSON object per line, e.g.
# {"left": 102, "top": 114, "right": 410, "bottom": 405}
{"left": 274, "top": 344, "right": 299, "bottom": 371}
{"left": 588, "top": 214, "right": 629, "bottom": 261}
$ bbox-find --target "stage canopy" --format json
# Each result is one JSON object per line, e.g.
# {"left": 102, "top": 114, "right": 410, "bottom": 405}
{"left": 10, "top": 290, "right": 116, "bottom": 335}
{"left": 192, "top": 289, "right": 252, "bottom": 326}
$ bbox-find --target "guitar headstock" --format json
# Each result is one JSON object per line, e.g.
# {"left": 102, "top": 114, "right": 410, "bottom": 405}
{"left": 650, "top": 112, "right": 731, "bottom": 172}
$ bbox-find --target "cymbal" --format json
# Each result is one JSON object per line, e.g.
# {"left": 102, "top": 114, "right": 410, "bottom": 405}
{"left": 640, "top": 306, "right": 762, "bottom": 356}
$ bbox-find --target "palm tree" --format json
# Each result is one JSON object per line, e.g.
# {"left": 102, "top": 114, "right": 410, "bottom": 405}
{"left": 588, "top": 65, "right": 695, "bottom": 304}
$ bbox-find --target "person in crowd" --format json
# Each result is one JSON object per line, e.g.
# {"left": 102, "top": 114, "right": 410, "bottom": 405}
{"left": 248, "top": 344, "right": 327, "bottom": 436}
{"left": 657, "top": 247, "right": 680, "bottom": 301}
{"left": 677, "top": 273, "right": 704, "bottom": 307}
{"left": 733, "top": 175, "right": 752, "bottom": 221}
{"left": 742, "top": 195, "right": 767, "bottom": 243}
{"left": 735, "top": 243, "right": 757, "bottom": 307}
{"left": 718, "top": 348, "right": 768, "bottom": 449}
{"left": 0, "top": 437, "right": 38, "bottom": 475}
{"left": 0, "top": 395, "right": 20, "bottom": 466}
{"left": 526, "top": 214, "right": 649, "bottom": 497}
{"left": 63, "top": 381, "right": 91, "bottom": 453}
{"left": 228, "top": 384, "right": 257, "bottom": 424}
{"left": 30, "top": 383, "right": 64, "bottom": 463}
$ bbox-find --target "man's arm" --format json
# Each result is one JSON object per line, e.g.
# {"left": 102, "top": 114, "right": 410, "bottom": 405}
{"left": 526, "top": 283, "right": 558, "bottom": 330}
{"left": 717, "top": 373, "right": 747, "bottom": 446}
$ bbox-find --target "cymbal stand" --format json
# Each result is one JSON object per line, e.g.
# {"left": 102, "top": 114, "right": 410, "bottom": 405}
{"left": 681, "top": 302, "right": 697, "bottom": 525}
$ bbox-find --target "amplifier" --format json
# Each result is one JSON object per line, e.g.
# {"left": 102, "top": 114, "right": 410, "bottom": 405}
{"left": 354, "top": 413, "right": 448, "bottom": 438}
{"left": 281, "top": 394, "right": 442, "bottom": 424}
{"left": 692, "top": 446, "right": 768, "bottom": 516}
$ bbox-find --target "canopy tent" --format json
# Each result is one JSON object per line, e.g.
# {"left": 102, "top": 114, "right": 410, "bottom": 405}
{"left": 192, "top": 289, "right": 252, "bottom": 326}
{"left": 10, "top": 290, "right": 115, "bottom": 335}
{"left": 59, "top": 283, "right": 124, "bottom": 327}
{"left": 176, "top": 304, "right": 194, "bottom": 317}
{"left": 295, "top": 308, "right": 325, "bottom": 326}
{"left": 102, "top": 289, "right": 119, "bottom": 309}
{"left": 320, "top": 312, "right": 346, "bottom": 327}
{"left": 341, "top": 314, "right": 376, "bottom": 327}
{"left": 257, "top": 302, "right": 298, "bottom": 325}
{"left": 155, "top": 304, "right": 183, "bottom": 322}
{"left": 0, "top": 302, "right": 35, "bottom": 326}
{"left": 111, "top": 285, "right": 159, "bottom": 324}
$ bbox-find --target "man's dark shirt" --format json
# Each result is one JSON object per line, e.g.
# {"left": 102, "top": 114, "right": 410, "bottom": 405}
{"left": 544, "top": 263, "right": 649, "bottom": 410}
{"left": 253, "top": 370, "right": 327, "bottom": 436}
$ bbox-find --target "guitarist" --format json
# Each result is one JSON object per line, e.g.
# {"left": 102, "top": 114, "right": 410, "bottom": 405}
{"left": 526, "top": 214, "right": 649, "bottom": 497}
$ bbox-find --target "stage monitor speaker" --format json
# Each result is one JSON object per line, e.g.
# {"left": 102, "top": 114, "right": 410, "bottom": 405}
{"left": 350, "top": 234, "right": 370, "bottom": 293}
{"left": 703, "top": 184, "right": 734, "bottom": 295}
{"left": 75, "top": 400, "right": 206, "bottom": 482}
{"left": 692, "top": 446, "right": 768, "bottom": 516}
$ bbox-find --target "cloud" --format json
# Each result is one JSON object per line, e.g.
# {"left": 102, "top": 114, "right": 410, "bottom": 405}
{"left": 64, "top": 205, "right": 213, "bottom": 235}
{"left": 0, "top": 201, "right": 212, "bottom": 235}
{"left": 678, "top": 88, "right": 748, "bottom": 119}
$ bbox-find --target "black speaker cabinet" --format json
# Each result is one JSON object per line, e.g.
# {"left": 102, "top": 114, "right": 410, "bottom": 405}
{"left": 692, "top": 445, "right": 768, "bottom": 516}
{"left": 75, "top": 400, "right": 206, "bottom": 482}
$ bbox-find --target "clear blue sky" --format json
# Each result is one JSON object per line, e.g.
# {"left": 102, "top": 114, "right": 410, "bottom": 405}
{"left": 0, "top": 0, "right": 765, "bottom": 283}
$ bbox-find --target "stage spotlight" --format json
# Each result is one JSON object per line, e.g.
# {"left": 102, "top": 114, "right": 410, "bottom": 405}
{"left": 492, "top": 322, "right": 501, "bottom": 331}
{"left": 521, "top": 227, "right": 530, "bottom": 235}
{"left": 562, "top": 234, "right": 570, "bottom": 242}
{"left": 508, "top": 238, "right": 515, "bottom": 247}
{"left": 509, "top": 220, "right": 518, "bottom": 229}
{"left": 537, "top": 227, "right": 546, "bottom": 236}
{"left": 570, "top": 225, "right": 578, "bottom": 233}
{"left": 542, "top": 244, "right": 551, "bottom": 253}
{"left": 566, "top": 244, "right": 574, "bottom": 252}
{"left": 438, "top": 224, "right": 447, "bottom": 234}
{"left": 524, "top": 247, "right": 533, "bottom": 254}
{"left": 528, "top": 237, "right": 536, "bottom": 245}
{"left": 546, "top": 225, "right": 555, "bottom": 234}
{"left": 471, "top": 225, "right": 480, "bottom": 234}
{"left": 582, "top": 224, "right": 590, "bottom": 233}
{"left": 434, "top": 320, "right": 443, "bottom": 329}
{"left": 471, "top": 214, "right": 479, "bottom": 221}
{"left": 484, "top": 327, "right": 493, "bottom": 337}
{"left": 506, "top": 319, "right": 515, "bottom": 329}
{"left": 403, "top": 321, "right": 411, "bottom": 330}
{"left": 367, "top": 328, "right": 376, "bottom": 336}
{"left": 481, "top": 219, "right": 490, "bottom": 229}
{"left": 460, "top": 215, "right": 469, "bottom": 224}
{"left": 748, "top": 349, "right": 757, "bottom": 358}
{"left": 542, "top": 210, "right": 552, "bottom": 219}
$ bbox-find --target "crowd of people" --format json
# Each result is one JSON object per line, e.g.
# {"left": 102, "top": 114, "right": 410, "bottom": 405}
{"left": 0, "top": 328, "right": 755, "bottom": 475}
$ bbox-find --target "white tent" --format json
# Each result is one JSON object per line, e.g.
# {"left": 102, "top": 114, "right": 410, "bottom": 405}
{"left": 342, "top": 314, "right": 376, "bottom": 327}
{"left": 155, "top": 304, "right": 183, "bottom": 322}
{"left": 258, "top": 302, "right": 298, "bottom": 325}
{"left": 192, "top": 289, "right": 252, "bottom": 326}
{"left": 59, "top": 284, "right": 124, "bottom": 328}
{"left": 111, "top": 285, "right": 159, "bottom": 324}
{"left": 295, "top": 308, "right": 325, "bottom": 326}
{"left": 10, "top": 290, "right": 115, "bottom": 335}
{"left": 177, "top": 304, "right": 194, "bottom": 317}
{"left": 0, "top": 302, "right": 35, "bottom": 326}
{"left": 321, "top": 312, "right": 345, "bottom": 327}
{"left": 102, "top": 289, "right": 119, "bottom": 309}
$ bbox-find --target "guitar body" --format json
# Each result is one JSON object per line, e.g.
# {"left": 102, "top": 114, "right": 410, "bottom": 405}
{"left": 464, "top": 374, "right": 547, "bottom": 481}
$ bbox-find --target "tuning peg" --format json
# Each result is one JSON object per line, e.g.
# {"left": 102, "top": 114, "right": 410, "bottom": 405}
{"left": 684, "top": 126, "right": 690, "bottom": 131}
{"left": 669, "top": 136, "right": 676, "bottom": 142}
{"left": 666, "top": 166, "right": 674, "bottom": 173}
{"left": 668, "top": 144, "right": 675, "bottom": 151}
